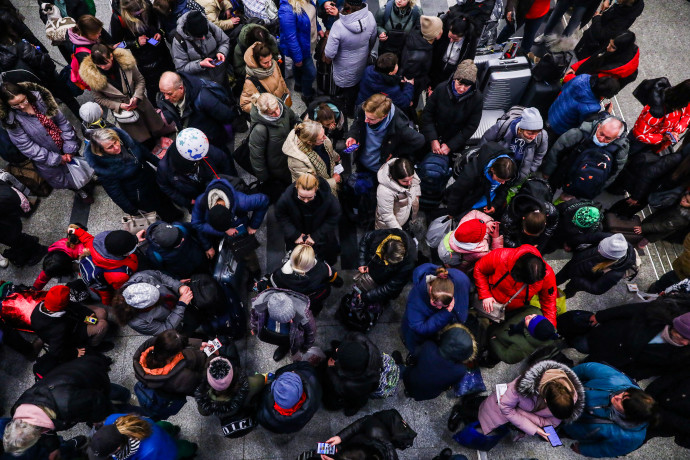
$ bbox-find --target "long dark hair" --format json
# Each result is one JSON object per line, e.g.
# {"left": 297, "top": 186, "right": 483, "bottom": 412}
{"left": 145, "top": 330, "right": 189, "bottom": 369}
{"left": 664, "top": 79, "right": 690, "bottom": 111}
{"left": 0, "top": 82, "right": 37, "bottom": 109}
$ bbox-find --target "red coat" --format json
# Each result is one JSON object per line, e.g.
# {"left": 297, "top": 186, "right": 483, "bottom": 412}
{"left": 474, "top": 245, "right": 557, "bottom": 326}
{"left": 632, "top": 104, "right": 690, "bottom": 153}
{"left": 563, "top": 49, "right": 640, "bottom": 84}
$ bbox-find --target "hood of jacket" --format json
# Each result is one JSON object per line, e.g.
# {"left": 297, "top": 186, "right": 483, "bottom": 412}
{"left": 244, "top": 41, "right": 262, "bottom": 69}
{"left": 633, "top": 77, "right": 670, "bottom": 118}
{"left": 340, "top": 5, "right": 372, "bottom": 34}
{"left": 334, "top": 331, "right": 382, "bottom": 380}
{"left": 569, "top": 74, "right": 598, "bottom": 105}
{"left": 78, "top": 48, "right": 137, "bottom": 92}
{"left": 251, "top": 288, "right": 311, "bottom": 326}
{"left": 250, "top": 99, "right": 289, "bottom": 128}
{"left": 133, "top": 337, "right": 204, "bottom": 388}
{"left": 67, "top": 28, "right": 96, "bottom": 46}
{"left": 194, "top": 368, "right": 250, "bottom": 417}
{"left": 508, "top": 178, "right": 555, "bottom": 217}
{"left": 91, "top": 230, "right": 131, "bottom": 263}
{"left": 0, "top": 82, "right": 58, "bottom": 122}
{"left": 203, "top": 177, "right": 237, "bottom": 214}
{"left": 516, "top": 360, "right": 585, "bottom": 424}
{"left": 282, "top": 129, "right": 312, "bottom": 163}
{"left": 376, "top": 158, "right": 420, "bottom": 195}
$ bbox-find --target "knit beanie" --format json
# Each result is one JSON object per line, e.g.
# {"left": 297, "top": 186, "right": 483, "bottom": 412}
{"left": 208, "top": 205, "right": 234, "bottom": 232}
{"left": 517, "top": 107, "right": 543, "bottom": 131}
{"left": 122, "top": 283, "right": 160, "bottom": 309}
{"left": 272, "top": 372, "right": 303, "bottom": 409}
{"left": 420, "top": 15, "right": 443, "bottom": 41}
{"left": 79, "top": 102, "right": 103, "bottom": 124}
{"left": 267, "top": 292, "right": 296, "bottom": 323}
{"left": 672, "top": 312, "right": 690, "bottom": 340}
{"left": 452, "top": 219, "right": 487, "bottom": 247}
{"left": 207, "top": 357, "right": 234, "bottom": 391}
{"left": 89, "top": 424, "right": 128, "bottom": 459}
{"left": 149, "top": 224, "right": 183, "bottom": 248}
{"left": 104, "top": 230, "right": 138, "bottom": 257}
{"left": 598, "top": 234, "right": 628, "bottom": 260}
{"left": 572, "top": 206, "right": 601, "bottom": 229}
{"left": 453, "top": 59, "right": 478, "bottom": 83}
{"left": 438, "top": 325, "right": 474, "bottom": 362}
{"left": 527, "top": 315, "right": 557, "bottom": 341}
{"left": 44, "top": 285, "right": 71, "bottom": 312}
{"left": 186, "top": 11, "right": 208, "bottom": 38}
{"left": 336, "top": 341, "right": 369, "bottom": 373}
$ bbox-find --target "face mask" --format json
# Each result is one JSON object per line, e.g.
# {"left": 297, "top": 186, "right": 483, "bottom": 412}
{"left": 592, "top": 133, "right": 610, "bottom": 147}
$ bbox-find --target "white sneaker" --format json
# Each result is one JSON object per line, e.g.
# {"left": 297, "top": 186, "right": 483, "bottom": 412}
{"left": 0, "top": 254, "right": 8, "bottom": 268}
{"left": 534, "top": 34, "right": 547, "bottom": 44}
{"left": 534, "top": 33, "right": 556, "bottom": 44}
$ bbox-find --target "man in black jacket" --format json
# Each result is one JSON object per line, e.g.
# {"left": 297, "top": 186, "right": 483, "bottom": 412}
{"left": 430, "top": 14, "right": 478, "bottom": 88}
{"left": 400, "top": 15, "right": 443, "bottom": 105}
{"left": 421, "top": 59, "right": 483, "bottom": 157}
{"left": 0, "top": 181, "right": 46, "bottom": 267}
{"left": 357, "top": 228, "right": 417, "bottom": 305}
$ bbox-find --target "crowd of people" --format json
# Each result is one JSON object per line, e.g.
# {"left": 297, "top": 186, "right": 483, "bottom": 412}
{"left": 1, "top": 0, "right": 690, "bottom": 458}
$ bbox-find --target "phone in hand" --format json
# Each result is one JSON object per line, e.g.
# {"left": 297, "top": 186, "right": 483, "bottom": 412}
{"left": 334, "top": 164, "right": 344, "bottom": 175}
{"left": 343, "top": 143, "right": 359, "bottom": 154}
{"left": 235, "top": 224, "right": 248, "bottom": 236}
{"left": 84, "top": 316, "right": 98, "bottom": 325}
{"left": 116, "top": 41, "right": 126, "bottom": 48}
{"left": 666, "top": 131, "right": 678, "bottom": 145}
{"left": 316, "top": 443, "right": 336, "bottom": 455}
{"left": 204, "top": 338, "right": 223, "bottom": 356}
{"left": 211, "top": 59, "right": 223, "bottom": 66}
{"left": 544, "top": 425, "right": 562, "bottom": 447}
{"left": 147, "top": 37, "right": 159, "bottom": 46}
{"left": 495, "top": 383, "right": 508, "bottom": 404}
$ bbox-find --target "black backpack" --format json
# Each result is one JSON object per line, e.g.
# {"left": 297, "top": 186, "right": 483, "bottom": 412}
{"left": 563, "top": 147, "right": 613, "bottom": 199}
{"left": 189, "top": 273, "right": 226, "bottom": 315}
{"left": 417, "top": 153, "right": 452, "bottom": 210}
{"left": 337, "top": 291, "right": 383, "bottom": 333}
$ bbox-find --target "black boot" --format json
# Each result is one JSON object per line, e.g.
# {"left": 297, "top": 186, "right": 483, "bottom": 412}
{"left": 273, "top": 345, "right": 290, "bottom": 362}
{"left": 432, "top": 448, "right": 453, "bottom": 460}
{"left": 447, "top": 403, "right": 464, "bottom": 432}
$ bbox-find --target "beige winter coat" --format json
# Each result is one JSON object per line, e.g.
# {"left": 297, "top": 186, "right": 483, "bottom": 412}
{"left": 79, "top": 48, "right": 164, "bottom": 143}
{"left": 240, "top": 42, "right": 290, "bottom": 113}
{"left": 198, "top": 0, "right": 236, "bottom": 31}
{"left": 375, "top": 158, "right": 421, "bottom": 229}
{"left": 282, "top": 130, "right": 338, "bottom": 195}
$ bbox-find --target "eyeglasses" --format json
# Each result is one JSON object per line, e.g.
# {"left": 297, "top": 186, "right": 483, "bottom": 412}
{"left": 10, "top": 98, "right": 30, "bottom": 109}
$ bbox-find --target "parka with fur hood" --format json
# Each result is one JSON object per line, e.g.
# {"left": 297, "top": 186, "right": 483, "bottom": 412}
{"left": 375, "top": 158, "right": 421, "bottom": 230}
{"left": 240, "top": 42, "right": 290, "bottom": 113}
{"left": 478, "top": 359, "right": 585, "bottom": 436}
{"left": 79, "top": 48, "right": 165, "bottom": 143}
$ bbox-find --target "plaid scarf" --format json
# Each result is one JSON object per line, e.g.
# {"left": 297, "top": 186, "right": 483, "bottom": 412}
{"left": 33, "top": 104, "right": 64, "bottom": 152}
{"left": 296, "top": 138, "right": 333, "bottom": 180}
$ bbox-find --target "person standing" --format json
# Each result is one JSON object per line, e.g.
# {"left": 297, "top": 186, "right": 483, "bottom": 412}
{"left": 279, "top": 0, "right": 321, "bottom": 103}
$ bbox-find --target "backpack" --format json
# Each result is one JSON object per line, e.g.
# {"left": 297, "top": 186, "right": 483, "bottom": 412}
{"left": 563, "top": 147, "right": 613, "bottom": 199}
{"left": 495, "top": 105, "right": 526, "bottom": 139}
{"left": 197, "top": 79, "right": 241, "bottom": 119}
{"left": 189, "top": 273, "right": 226, "bottom": 315}
{"left": 532, "top": 51, "right": 574, "bottom": 83}
{"left": 370, "top": 353, "right": 400, "bottom": 399}
{"left": 78, "top": 255, "right": 133, "bottom": 291}
{"left": 416, "top": 153, "right": 452, "bottom": 210}
{"left": 134, "top": 382, "right": 187, "bottom": 420}
{"left": 337, "top": 291, "right": 383, "bottom": 333}
{"left": 452, "top": 146, "right": 481, "bottom": 178}
{"left": 69, "top": 46, "right": 91, "bottom": 90}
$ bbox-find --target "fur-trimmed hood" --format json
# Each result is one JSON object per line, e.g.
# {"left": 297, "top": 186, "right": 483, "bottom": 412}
{"left": 0, "top": 82, "right": 58, "bottom": 122}
{"left": 79, "top": 48, "right": 138, "bottom": 92}
{"left": 516, "top": 360, "right": 585, "bottom": 424}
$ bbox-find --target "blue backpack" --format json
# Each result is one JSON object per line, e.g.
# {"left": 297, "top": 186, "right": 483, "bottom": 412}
{"left": 417, "top": 153, "right": 452, "bottom": 209}
{"left": 563, "top": 147, "right": 613, "bottom": 199}
{"left": 78, "top": 255, "right": 133, "bottom": 291}
{"left": 133, "top": 382, "right": 187, "bottom": 421}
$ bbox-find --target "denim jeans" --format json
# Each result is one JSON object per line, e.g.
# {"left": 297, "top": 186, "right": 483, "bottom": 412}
{"left": 543, "top": 0, "right": 589, "bottom": 37}
{"left": 293, "top": 58, "right": 316, "bottom": 98}
{"left": 497, "top": 15, "right": 546, "bottom": 53}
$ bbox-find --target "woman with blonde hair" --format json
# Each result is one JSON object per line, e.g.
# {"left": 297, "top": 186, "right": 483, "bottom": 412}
{"left": 283, "top": 119, "right": 340, "bottom": 194}
{"left": 240, "top": 42, "right": 291, "bottom": 113}
{"left": 248, "top": 92, "right": 299, "bottom": 201}
{"left": 87, "top": 413, "right": 197, "bottom": 459}
{"left": 275, "top": 173, "right": 342, "bottom": 265}
{"left": 270, "top": 243, "right": 341, "bottom": 315}
{"left": 401, "top": 264, "right": 472, "bottom": 353}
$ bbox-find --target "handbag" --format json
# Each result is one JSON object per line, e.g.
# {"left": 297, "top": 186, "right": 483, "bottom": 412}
{"left": 454, "top": 368, "right": 486, "bottom": 397}
{"left": 453, "top": 421, "right": 508, "bottom": 451}
{"left": 66, "top": 157, "right": 94, "bottom": 189}
{"left": 121, "top": 211, "right": 159, "bottom": 234}
{"left": 113, "top": 109, "right": 139, "bottom": 124}
{"left": 473, "top": 282, "right": 526, "bottom": 323}
{"left": 227, "top": 233, "right": 260, "bottom": 258}
{"left": 353, "top": 272, "right": 377, "bottom": 292}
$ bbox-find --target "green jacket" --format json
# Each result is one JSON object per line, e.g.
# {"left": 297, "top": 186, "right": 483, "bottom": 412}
{"left": 248, "top": 101, "right": 298, "bottom": 183}
{"left": 233, "top": 24, "right": 281, "bottom": 78}
{"left": 487, "top": 306, "right": 557, "bottom": 364}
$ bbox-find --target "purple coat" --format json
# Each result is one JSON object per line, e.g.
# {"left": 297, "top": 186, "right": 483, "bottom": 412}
{"left": 478, "top": 360, "right": 585, "bottom": 436}
{"left": 250, "top": 289, "right": 316, "bottom": 355}
{"left": 0, "top": 83, "right": 79, "bottom": 189}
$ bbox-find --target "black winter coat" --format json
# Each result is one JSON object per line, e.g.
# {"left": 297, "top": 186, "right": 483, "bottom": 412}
{"left": 256, "top": 361, "right": 322, "bottom": 434}
{"left": 445, "top": 142, "right": 515, "bottom": 218}
{"left": 555, "top": 233, "right": 636, "bottom": 295}
{"left": 335, "top": 409, "right": 416, "bottom": 460}
{"left": 399, "top": 27, "right": 433, "bottom": 84}
{"left": 645, "top": 370, "right": 690, "bottom": 446}
{"left": 358, "top": 229, "right": 417, "bottom": 304}
{"left": 270, "top": 260, "right": 332, "bottom": 296}
{"left": 30, "top": 302, "right": 94, "bottom": 362}
{"left": 421, "top": 80, "right": 483, "bottom": 152}
{"left": 576, "top": 0, "right": 644, "bottom": 58}
{"left": 275, "top": 178, "right": 342, "bottom": 249}
{"left": 641, "top": 204, "right": 690, "bottom": 244}
{"left": 0, "top": 40, "right": 55, "bottom": 82}
{"left": 548, "top": 198, "right": 604, "bottom": 252}
{"left": 430, "top": 20, "right": 478, "bottom": 88}
{"left": 323, "top": 332, "right": 382, "bottom": 415}
{"left": 446, "top": 0, "right": 495, "bottom": 32}
{"left": 585, "top": 294, "right": 690, "bottom": 379}
{"left": 619, "top": 142, "right": 690, "bottom": 202}
{"left": 501, "top": 178, "right": 558, "bottom": 252}
{"left": 346, "top": 105, "right": 424, "bottom": 166}
{"left": 143, "top": 221, "right": 207, "bottom": 278}
{"left": 11, "top": 355, "right": 113, "bottom": 431}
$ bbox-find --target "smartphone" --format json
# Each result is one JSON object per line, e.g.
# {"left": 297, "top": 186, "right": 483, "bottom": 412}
{"left": 84, "top": 316, "right": 98, "bottom": 325}
{"left": 343, "top": 143, "right": 359, "bottom": 154}
{"left": 235, "top": 224, "right": 248, "bottom": 236}
{"left": 495, "top": 383, "right": 508, "bottom": 404}
{"left": 116, "top": 41, "right": 126, "bottom": 48}
{"left": 334, "top": 164, "right": 344, "bottom": 175}
{"left": 316, "top": 443, "right": 336, "bottom": 455}
{"left": 204, "top": 338, "right": 223, "bottom": 356}
{"left": 544, "top": 425, "right": 563, "bottom": 447}
{"left": 212, "top": 59, "right": 223, "bottom": 66}
{"left": 666, "top": 132, "right": 678, "bottom": 145}
{"left": 147, "top": 37, "right": 159, "bottom": 46}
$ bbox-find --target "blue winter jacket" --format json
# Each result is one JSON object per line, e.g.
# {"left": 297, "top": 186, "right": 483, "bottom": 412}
{"left": 191, "top": 178, "right": 269, "bottom": 249}
{"left": 401, "top": 264, "right": 470, "bottom": 347}
{"left": 548, "top": 74, "right": 602, "bottom": 135}
{"left": 562, "top": 363, "right": 648, "bottom": 458}
{"left": 101, "top": 414, "right": 178, "bottom": 460}
{"left": 356, "top": 65, "right": 415, "bottom": 108}
{"left": 144, "top": 221, "right": 207, "bottom": 278}
{"left": 278, "top": 0, "right": 320, "bottom": 64}
{"left": 402, "top": 339, "right": 469, "bottom": 401}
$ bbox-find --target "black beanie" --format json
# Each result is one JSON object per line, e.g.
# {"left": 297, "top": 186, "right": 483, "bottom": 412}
{"left": 337, "top": 341, "right": 369, "bottom": 372}
{"left": 104, "top": 230, "right": 138, "bottom": 256}
{"left": 168, "top": 143, "right": 197, "bottom": 174}
{"left": 208, "top": 205, "right": 234, "bottom": 232}
{"left": 186, "top": 11, "right": 209, "bottom": 38}
{"left": 438, "top": 326, "right": 474, "bottom": 363}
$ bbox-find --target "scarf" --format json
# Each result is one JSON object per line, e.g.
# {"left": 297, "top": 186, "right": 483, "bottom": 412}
{"left": 296, "top": 138, "right": 331, "bottom": 179}
{"left": 375, "top": 234, "right": 402, "bottom": 265}
{"left": 33, "top": 105, "right": 64, "bottom": 152}
{"left": 246, "top": 59, "right": 276, "bottom": 80}
{"left": 260, "top": 104, "right": 283, "bottom": 122}
{"left": 139, "top": 346, "right": 185, "bottom": 375}
{"left": 274, "top": 391, "right": 307, "bottom": 416}
{"left": 660, "top": 325, "right": 686, "bottom": 347}
{"left": 114, "top": 438, "right": 141, "bottom": 460}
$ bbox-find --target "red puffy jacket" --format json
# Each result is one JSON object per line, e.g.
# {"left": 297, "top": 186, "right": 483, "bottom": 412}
{"left": 632, "top": 104, "right": 690, "bottom": 153}
{"left": 474, "top": 245, "right": 557, "bottom": 326}
{"left": 562, "top": 48, "right": 640, "bottom": 85}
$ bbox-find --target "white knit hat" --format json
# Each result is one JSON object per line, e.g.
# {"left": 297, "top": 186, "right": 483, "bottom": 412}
{"left": 122, "top": 283, "right": 160, "bottom": 309}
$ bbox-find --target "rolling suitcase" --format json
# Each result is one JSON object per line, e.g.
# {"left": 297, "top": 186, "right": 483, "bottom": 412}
{"left": 478, "top": 56, "right": 532, "bottom": 111}
{"left": 467, "top": 109, "right": 505, "bottom": 145}
{"left": 520, "top": 79, "right": 562, "bottom": 119}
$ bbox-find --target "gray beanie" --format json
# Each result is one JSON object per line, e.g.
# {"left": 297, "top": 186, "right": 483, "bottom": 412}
{"left": 517, "top": 107, "right": 543, "bottom": 131}
{"left": 267, "top": 292, "right": 295, "bottom": 323}
{"left": 123, "top": 283, "right": 160, "bottom": 309}
{"left": 79, "top": 102, "right": 103, "bottom": 124}
{"left": 598, "top": 234, "right": 628, "bottom": 260}
{"left": 453, "top": 59, "right": 478, "bottom": 83}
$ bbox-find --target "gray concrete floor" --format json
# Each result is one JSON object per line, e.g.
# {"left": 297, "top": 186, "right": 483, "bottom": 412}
{"left": 2, "top": 0, "right": 690, "bottom": 459}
